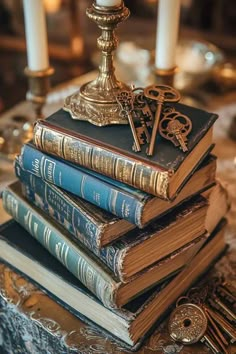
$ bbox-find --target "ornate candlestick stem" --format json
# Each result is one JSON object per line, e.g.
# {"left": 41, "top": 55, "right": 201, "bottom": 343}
{"left": 64, "top": 2, "right": 130, "bottom": 126}
{"left": 24, "top": 67, "right": 54, "bottom": 119}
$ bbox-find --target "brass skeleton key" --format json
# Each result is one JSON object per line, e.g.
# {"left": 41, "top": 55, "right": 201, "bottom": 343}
{"left": 159, "top": 109, "right": 192, "bottom": 152}
{"left": 210, "top": 295, "right": 236, "bottom": 322}
{"left": 205, "top": 306, "right": 236, "bottom": 344}
{"left": 218, "top": 285, "right": 236, "bottom": 304}
{"left": 116, "top": 90, "right": 141, "bottom": 152}
{"left": 200, "top": 333, "right": 223, "bottom": 354}
{"left": 168, "top": 302, "right": 223, "bottom": 353}
{"left": 133, "top": 87, "right": 154, "bottom": 129}
{"left": 131, "top": 88, "right": 152, "bottom": 145}
{"left": 204, "top": 308, "right": 229, "bottom": 354}
{"left": 144, "top": 85, "right": 181, "bottom": 156}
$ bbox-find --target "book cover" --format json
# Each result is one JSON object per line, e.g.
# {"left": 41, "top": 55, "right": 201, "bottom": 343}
{"left": 15, "top": 179, "right": 211, "bottom": 306}
{"left": 0, "top": 218, "right": 227, "bottom": 347}
{"left": 16, "top": 149, "right": 216, "bottom": 229}
{"left": 8, "top": 179, "right": 208, "bottom": 281}
{"left": 33, "top": 104, "right": 217, "bottom": 199}
{"left": 2, "top": 182, "right": 208, "bottom": 305}
{"left": 15, "top": 157, "right": 135, "bottom": 248}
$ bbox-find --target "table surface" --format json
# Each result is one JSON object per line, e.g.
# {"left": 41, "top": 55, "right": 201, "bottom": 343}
{"left": 0, "top": 70, "right": 235, "bottom": 354}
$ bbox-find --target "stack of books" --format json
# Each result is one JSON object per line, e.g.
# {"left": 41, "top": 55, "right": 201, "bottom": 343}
{"left": 0, "top": 102, "right": 230, "bottom": 349}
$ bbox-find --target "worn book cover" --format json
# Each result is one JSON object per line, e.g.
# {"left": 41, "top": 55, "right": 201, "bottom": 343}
{"left": 15, "top": 157, "right": 135, "bottom": 248}
{"left": 2, "top": 181, "right": 208, "bottom": 309}
{"left": 0, "top": 218, "right": 227, "bottom": 348}
{"left": 33, "top": 104, "right": 217, "bottom": 199}
{"left": 5, "top": 180, "right": 208, "bottom": 282}
{"left": 16, "top": 149, "right": 216, "bottom": 229}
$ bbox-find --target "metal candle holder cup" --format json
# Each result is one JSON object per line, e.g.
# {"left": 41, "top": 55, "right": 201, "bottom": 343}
{"left": 154, "top": 66, "right": 178, "bottom": 87}
{"left": 24, "top": 66, "right": 54, "bottom": 119}
{"left": 64, "top": 1, "right": 130, "bottom": 126}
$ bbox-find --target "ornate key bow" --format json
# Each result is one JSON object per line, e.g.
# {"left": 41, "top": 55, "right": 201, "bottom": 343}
{"left": 159, "top": 108, "right": 192, "bottom": 152}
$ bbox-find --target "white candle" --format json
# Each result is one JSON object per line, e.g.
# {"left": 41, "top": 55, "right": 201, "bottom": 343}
{"left": 155, "top": 0, "right": 180, "bottom": 70}
{"left": 96, "top": 0, "right": 122, "bottom": 6}
{"left": 23, "top": 0, "right": 49, "bottom": 71}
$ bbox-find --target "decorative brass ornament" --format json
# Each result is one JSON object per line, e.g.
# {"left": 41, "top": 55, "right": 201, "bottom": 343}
{"left": 64, "top": 2, "right": 131, "bottom": 126}
{"left": 168, "top": 303, "right": 208, "bottom": 345}
{"left": 159, "top": 107, "right": 192, "bottom": 152}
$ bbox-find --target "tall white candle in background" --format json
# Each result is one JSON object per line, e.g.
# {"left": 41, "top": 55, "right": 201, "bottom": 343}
{"left": 96, "top": 0, "right": 122, "bottom": 6}
{"left": 155, "top": 0, "right": 180, "bottom": 70}
{"left": 23, "top": 0, "right": 49, "bottom": 71}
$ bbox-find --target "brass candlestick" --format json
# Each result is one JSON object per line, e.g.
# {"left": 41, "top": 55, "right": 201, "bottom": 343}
{"left": 154, "top": 66, "right": 178, "bottom": 87}
{"left": 64, "top": 1, "right": 130, "bottom": 126}
{"left": 24, "top": 66, "right": 54, "bottom": 119}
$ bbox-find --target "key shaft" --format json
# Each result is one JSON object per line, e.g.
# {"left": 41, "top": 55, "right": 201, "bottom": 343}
{"left": 144, "top": 85, "right": 181, "bottom": 156}
{"left": 201, "top": 333, "right": 222, "bottom": 354}
{"left": 147, "top": 102, "right": 162, "bottom": 156}
{"left": 126, "top": 111, "right": 141, "bottom": 152}
{"left": 205, "top": 306, "right": 236, "bottom": 343}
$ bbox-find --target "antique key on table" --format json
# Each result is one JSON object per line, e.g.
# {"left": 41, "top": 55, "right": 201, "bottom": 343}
{"left": 116, "top": 90, "right": 141, "bottom": 152}
{"left": 169, "top": 287, "right": 235, "bottom": 353}
{"left": 188, "top": 286, "right": 236, "bottom": 347}
{"left": 144, "top": 85, "right": 181, "bottom": 156}
{"left": 168, "top": 302, "right": 223, "bottom": 353}
{"left": 159, "top": 108, "right": 192, "bottom": 152}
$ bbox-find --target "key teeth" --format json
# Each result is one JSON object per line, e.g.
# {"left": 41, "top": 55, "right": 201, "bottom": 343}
{"left": 132, "top": 142, "right": 141, "bottom": 153}
{"left": 181, "top": 146, "right": 188, "bottom": 153}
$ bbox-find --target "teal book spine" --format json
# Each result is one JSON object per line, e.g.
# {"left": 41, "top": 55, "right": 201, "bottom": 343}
{"left": 15, "top": 158, "right": 133, "bottom": 249}
{"left": 2, "top": 186, "right": 120, "bottom": 309}
{"left": 19, "top": 143, "right": 149, "bottom": 227}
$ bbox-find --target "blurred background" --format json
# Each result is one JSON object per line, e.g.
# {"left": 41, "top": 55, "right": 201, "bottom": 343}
{"left": 0, "top": 0, "right": 236, "bottom": 113}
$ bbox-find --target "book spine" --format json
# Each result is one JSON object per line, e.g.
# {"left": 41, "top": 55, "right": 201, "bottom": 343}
{"left": 19, "top": 144, "right": 145, "bottom": 226}
{"left": 34, "top": 122, "right": 170, "bottom": 198}
{"left": 2, "top": 188, "right": 118, "bottom": 309}
{"left": 15, "top": 160, "right": 102, "bottom": 249}
{"left": 20, "top": 181, "right": 126, "bottom": 279}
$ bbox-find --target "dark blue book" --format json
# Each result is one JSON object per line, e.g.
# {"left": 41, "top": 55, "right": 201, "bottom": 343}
{"left": 18, "top": 142, "right": 216, "bottom": 228}
{"left": 15, "top": 155, "right": 216, "bottom": 244}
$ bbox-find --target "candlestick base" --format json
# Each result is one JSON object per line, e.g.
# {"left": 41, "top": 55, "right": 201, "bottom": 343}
{"left": 24, "top": 67, "right": 54, "bottom": 119}
{"left": 63, "top": 2, "right": 130, "bottom": 126}
{"left": 154, "top": 66, "right": 178, "bottom": 87}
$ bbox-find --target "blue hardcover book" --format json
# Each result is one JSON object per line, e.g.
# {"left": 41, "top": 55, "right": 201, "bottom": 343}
{"left": 15, "top": 158, "right": 134, "bottom": 248}
{"left": 15, "top": 156, "right": 216, "bottom": 247}
{"left": 19, "top": 142, "right": 216, "bottom": 228}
